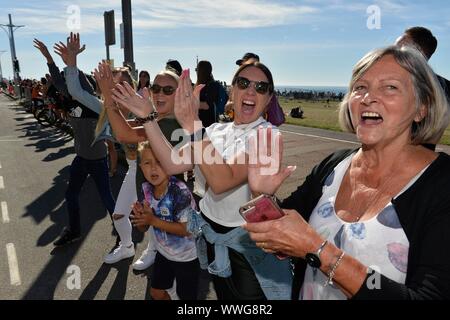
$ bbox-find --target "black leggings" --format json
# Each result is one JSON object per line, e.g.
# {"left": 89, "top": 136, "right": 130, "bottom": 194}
{"left": 202, "top": 213, "right": 266, "bottom": 300}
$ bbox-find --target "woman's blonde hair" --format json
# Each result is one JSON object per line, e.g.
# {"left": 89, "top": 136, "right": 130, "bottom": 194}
{"left": 339, "top": 45, "right": 450, "bottom": 145}
{"left": 95, "top": 66, "right": 135, "bottom": 138}
{"left": 153, "top": 69, "right": 180, "bottom": 85}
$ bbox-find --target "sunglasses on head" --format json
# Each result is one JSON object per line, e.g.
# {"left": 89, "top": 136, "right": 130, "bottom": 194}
{"left": 235, "top": 76, "right": 270, "bottom": 94}
{"left": 150, "top": 84, "right": 176, "bottom": 95}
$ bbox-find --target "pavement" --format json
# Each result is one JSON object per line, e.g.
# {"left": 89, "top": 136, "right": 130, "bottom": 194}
{"left": 1, "top": 94, "right": 449, "bottom": 300}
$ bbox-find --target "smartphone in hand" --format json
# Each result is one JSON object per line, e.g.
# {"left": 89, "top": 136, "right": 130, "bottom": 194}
{"left": 239, "top": 194, "right": 288, "bottom": 260}
{"left": 239, "top": 194, "right": 285, "bottom": 223}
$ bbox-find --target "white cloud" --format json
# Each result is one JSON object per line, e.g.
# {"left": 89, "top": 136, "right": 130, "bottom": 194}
{"left": 3, "top": 0, "right": 320, "bottom": 35}
{"left": 4, "top": 5, "right": 104, "bottom": 35}
{"left": 374, "top": 0, "right": 407, "bottom": 12}
{"left": 317, "top": 0, "right": 407, "bottom": 13}
{"left": 133, "top": 0, "right": 319, "bottom": 29}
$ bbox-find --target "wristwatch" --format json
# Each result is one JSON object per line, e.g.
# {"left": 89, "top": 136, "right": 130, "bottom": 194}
{"left": 305, "top": 240, "right": 328, "bottom": 268}
{"left": 136, "top": 111, "right": 159, "bottom": 125}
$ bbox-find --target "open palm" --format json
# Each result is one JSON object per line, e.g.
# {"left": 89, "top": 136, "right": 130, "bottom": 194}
{"left": 174, "top": 69, "right": 204, "bottom": 134}
{"left": 248, "top": 126, "right": 296, "bottom": 196}
{"left": 111, "top": 81, "right": 153, "bottom": 118}
{"left": 93, "top": 61, "right": 116, "bottom": 103}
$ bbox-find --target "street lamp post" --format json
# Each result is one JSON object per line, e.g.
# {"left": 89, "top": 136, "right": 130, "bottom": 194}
{"left": 0, "top": 50, "right": 6, "bottom": 83}
{"left": 0, "top": 14, "right": 24, "bottom": 83}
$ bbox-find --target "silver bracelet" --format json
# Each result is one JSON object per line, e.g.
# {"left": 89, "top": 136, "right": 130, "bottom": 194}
{"left": 324, "top": 251, "right": 345, "bottom": 287}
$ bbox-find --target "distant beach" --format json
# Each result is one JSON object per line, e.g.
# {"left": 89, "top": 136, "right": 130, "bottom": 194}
{"left": 276, "top": 85, "right": 347, "bottom": 94}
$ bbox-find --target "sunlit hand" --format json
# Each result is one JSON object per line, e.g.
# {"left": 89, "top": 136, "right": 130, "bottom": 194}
{"left": 93, "top": 61, "right": 116, "bottom": 105}
{"left": 53, "top": 32, "right": 85, "bottom": 67}
{"left": 111, "top": 81, "right": 154, "bottom": 118}
{"left": 174, "top": 69, "right": 204, "bottom": 134}
{"left": 53, "top": 42, "right": 72, "bottom": 66}
{"left": 248, "top": 126, "right": 296, "bottom": 196}
{"left": 66, "top": 32, "right": 86, "bottom": 56}
{"left": 243, "top": 209, "right": 319, "bottom": 258}
{"left": 33, "top": 39, "right": 54, "bottom": 63}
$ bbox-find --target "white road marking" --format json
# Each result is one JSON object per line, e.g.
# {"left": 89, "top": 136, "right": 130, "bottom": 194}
{"left": 280, "top": 129, "right": 360, "bottom": 145}
{"left": 0, "top": 176, "right": 4, "bottom": 189}
{"left": 1, "top": 201, "right": 9, "bottom": 223}
{"left": 0, "top": 162, "right": 2, "bottom": 168}
{"left": 6, "top": 243, "right": 21, "bottom": 286}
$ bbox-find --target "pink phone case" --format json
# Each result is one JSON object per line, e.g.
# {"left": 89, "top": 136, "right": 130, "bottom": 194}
{"left": 240, "top": 195, "right": 288, "bottom": 260}
{"left": 239, "top": 195, "right": 284, "bottom": 223}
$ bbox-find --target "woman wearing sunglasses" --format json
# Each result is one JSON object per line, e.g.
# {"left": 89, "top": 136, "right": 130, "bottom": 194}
{"left": 95, "top": 65, "right": 186, "bottom": 280}
{"left": 110, "top": 61, "right": 293, "bottom": 300}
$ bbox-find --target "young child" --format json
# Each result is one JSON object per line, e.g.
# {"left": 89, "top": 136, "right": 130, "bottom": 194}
{"left": 131, "top": 142, "right": 199, "bottom": 300}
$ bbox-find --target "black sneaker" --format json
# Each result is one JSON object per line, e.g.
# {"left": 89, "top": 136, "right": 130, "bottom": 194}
{"left": 53, "top": 227, "right": 81, "bottom": 247}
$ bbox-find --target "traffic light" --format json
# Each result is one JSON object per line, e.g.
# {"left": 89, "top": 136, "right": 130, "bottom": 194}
{"left": 104, "top": 10, "right": 116, "bottom": 46}
{"left": 13, "top": 59, "right": 20, "bottom": 73}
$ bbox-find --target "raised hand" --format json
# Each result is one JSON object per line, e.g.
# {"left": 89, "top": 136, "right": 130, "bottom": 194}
{"left": 174, "top": 69, "right": 204, "bottom": 134}
{"left": 33, "top": 39, "right": 54, "bottom": 63}
{"left": 67, "top": 32, "right": 86, "bottom": 56}
{"left": 111, "top": 81, "right": 154, "bottom": 118}
{"left": 93, "top": 61, "right": 116, "bottom": 105}
{"left": 248, "top": 126, "right": 296, "bottom": 196}
{"left": 53, "top": 32, "right": 85, "bottom": 67}
{"left": 53, "top": 41, "right": 72, "bottom": 66}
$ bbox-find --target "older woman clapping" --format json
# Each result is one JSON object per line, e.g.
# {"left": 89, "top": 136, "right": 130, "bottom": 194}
{"left": 245, "top": 46, "right": 450, "bottom": 300}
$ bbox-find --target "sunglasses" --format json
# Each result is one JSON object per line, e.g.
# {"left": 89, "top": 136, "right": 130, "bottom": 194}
{"left": 235, "top": 76, "right": 270, "bottom": 94}
{"left": 150, "top": 84, "right": 176, "bottom": 95}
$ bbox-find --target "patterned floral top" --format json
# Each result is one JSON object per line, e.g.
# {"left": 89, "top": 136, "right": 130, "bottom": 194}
{"left": 300, "top": 154, "right": 427, "bottom": 300}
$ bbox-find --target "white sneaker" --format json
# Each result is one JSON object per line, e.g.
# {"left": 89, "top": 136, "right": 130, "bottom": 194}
{"left": 132, "top": 249, "right": 156, "bottom": 271}
{"left": 104, "top": 243, "right": 135, "bottom": 264}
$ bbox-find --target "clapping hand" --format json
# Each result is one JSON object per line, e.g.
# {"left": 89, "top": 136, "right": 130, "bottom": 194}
{"left": 93, "top": 61, "right": 116, "bottom": 105}
{"left": 248, "top": 126, "right": 296, "bottom": 196}
{"left": 112, "top": 81, "right": 153, "bottom": 118}
{"left": 130, "top": 201, "right": 155, "bottom": 227}
{"left": 174, "top": 69, "right": 204, "bottom": 134}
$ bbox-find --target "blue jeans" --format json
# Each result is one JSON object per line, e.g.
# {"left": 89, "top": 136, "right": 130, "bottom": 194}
{"left": 65, "top": 156, "right": 115, "bottom": 234}
{"left": 187, "top": 210, "right": 293, "bottom": 300}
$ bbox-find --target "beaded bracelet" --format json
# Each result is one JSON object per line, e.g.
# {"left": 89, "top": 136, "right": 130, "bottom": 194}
{"left": 135, "top": 111, "right": 159, "bottom": 125}
{"left": 324, "top": 251, "right": 345, "bottom": 287}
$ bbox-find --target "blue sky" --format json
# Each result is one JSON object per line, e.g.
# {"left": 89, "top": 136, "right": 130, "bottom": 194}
{"left": 0, "top": 0, "right": 449, "bottom": 86}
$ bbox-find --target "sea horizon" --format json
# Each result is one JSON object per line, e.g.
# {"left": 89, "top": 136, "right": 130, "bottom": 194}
{"left": 276, "top": 85, "right": 348, "bottom": 94}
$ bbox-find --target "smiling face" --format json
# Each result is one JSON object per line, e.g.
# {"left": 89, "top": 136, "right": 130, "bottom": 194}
{"left": 349, "top": 54, "right": 423, "bottom": 148}
{"left": 232, "top": 66, "right": 272, "bottom": 125}
{"left": 140, "top": 148, "right": 169, "bottom": 188}
{"left": 151, "top": 74, "right": 178, "bottom": 117}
